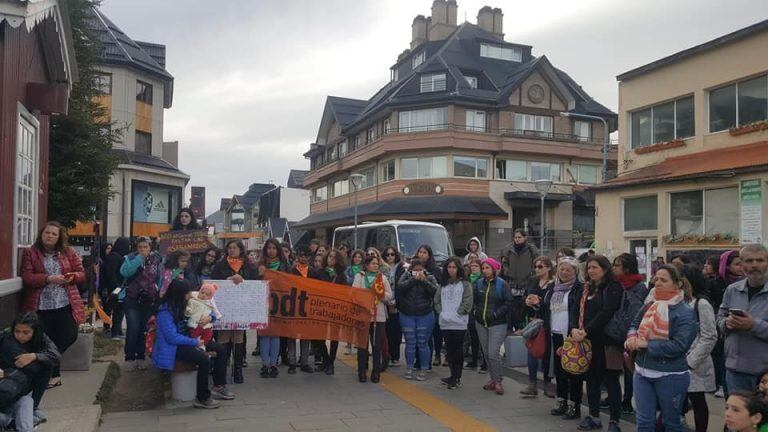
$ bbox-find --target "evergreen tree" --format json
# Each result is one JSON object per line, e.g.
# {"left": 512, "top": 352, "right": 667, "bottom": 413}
{"left": 48, "top": 0, "right": 120, "bottom": 228}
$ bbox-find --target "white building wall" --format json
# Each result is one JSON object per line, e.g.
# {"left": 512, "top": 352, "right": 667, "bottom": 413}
{"left": 279, "top": 187, "right": 310, "bottom": 222}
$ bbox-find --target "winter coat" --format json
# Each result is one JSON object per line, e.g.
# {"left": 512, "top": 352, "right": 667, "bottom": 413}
{"left": 316, "top": 269, "right": 349, "bottom": 286}
{"left": 523, "top": 277, "right": 553, "bottom": 322}
{"left": 210, "top": 258, "right": 259, "bottom": 281}
{"left": 353, "top": 273, "right": 393, "bottom": 322}
{"left": 152, "top": 304, "right": 199, "bottom": 371}
{"left": 541, "top": 279, "right": 584, "bottom": 332}
{"left": 631, "top": 300, "right": 697, "bottom": 373}
{"left": 21, "top": 247, "right": 86, "bottom": 324}
{"left": 500, "top": 242, "right": 539, "bottom": 293}
{"left": 569, "top": 280, "right": 623, "bottom": 346}
{"left": 687, "top": 298, "right": 717, "bottom": 392}
{"left": 716, "top": 279, "right": 768, "bottom": 376}
{"left": 396, "top": 270, "right": 439, "bottom": 317}
{"left": 101, "top": 251, "right": 125, "bottom": 295}
{"left": 605, "top": 281, "right": 649, "bottom": 346}
{"left": 0, "top": 328, "right": 60, "bottom": 374}
{"left": 434, "top": 279, "right": 473, "bottom": 330}
{"left": 473, "top": 276, "right": 511, "bottom": 328}
{"left": 120, "top": 252, "right": 163, "bottom": 304}
{"left": 462, "top": 237, "right": 488, "bottom": 265}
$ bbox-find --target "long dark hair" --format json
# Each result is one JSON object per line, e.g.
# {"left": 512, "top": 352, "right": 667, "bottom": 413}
{"left": 382, "top": 246, "right": 400, "bottom": 264}
{"left": 704, "top": 255, "right": 720, "bottom": 277}
{"left": 259, "top": 238, "right": 288, "bottom": 268}
{"left": 161, "top": 279, "right": 194, "bottom": 323}
{"left": 33, "top": 221, "right": 69, "bottom": 253}
{"left": 681, "top": 264, "right": 707, "bottom": 299}
{"left": 196, "top": 247, "right": 220, "bottom": 275}
{"left": 165, "top": 249, "right": 191, "bottom": 270}
{"left": 614, "top": 253, "right": 639, "bottom": 275}
{"left": 12, "top": 312, "right": 45, "bottom": 353}
{"left": 171, "top": 208, "right": 200, "bottom": 231}
{"left": 442, "top": 257, "right": 465, "bottom": 281}
{"left": 323, "top": 248, "right": 347, "bottom": 275}
{"left": 585, "top": 255, "right": 615, "bottom": 292}
{"left": 416, "top": 244, "right": 437, "bottom": 271}
{"left": 112, "top": 237, "right": 130, "bottom": 256}
{"left": 224, "top": 239, "right": 246, "bottom": 259}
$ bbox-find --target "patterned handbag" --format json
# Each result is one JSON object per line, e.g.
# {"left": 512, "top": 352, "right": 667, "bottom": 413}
{"left": 560, "top": 287, "right": 593, "bottom": 375}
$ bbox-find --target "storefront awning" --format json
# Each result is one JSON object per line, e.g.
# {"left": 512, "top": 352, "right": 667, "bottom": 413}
{"left": 294, "top": 196, "right": 507, "bottom": 229}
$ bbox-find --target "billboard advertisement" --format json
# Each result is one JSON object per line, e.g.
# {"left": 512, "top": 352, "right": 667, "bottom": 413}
{"left": 132, "top": 182, "right": 178, "bottom": 224}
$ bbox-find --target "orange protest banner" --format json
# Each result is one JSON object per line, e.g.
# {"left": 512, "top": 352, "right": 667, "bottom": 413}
{"left": 259, "top": 270, "right": 374, "bottom": 348}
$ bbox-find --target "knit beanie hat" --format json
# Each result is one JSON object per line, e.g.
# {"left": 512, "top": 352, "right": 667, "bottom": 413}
{"left": 482, "top": 257, "right": 501, "bottom": 273}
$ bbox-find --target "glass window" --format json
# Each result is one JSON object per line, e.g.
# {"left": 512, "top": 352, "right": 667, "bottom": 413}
{"left": 331, "top": 179, "right": 349, "bottom": 197}
{"left": 465, "top": 110, "right": 486, "bottom": 132}
{"left": 135, "top": 131, "right": 152, "bottom": 154}
{"left": 313, "top": 186, "right": 327, "bottom": 203}
{"left": 676, "top": 96, "right": 695, "bottom": 139}
{"left": 401, "top": 158, "right": 418, "bottom": 179}
{"left": 623, "top": 196, "right": 658, "bottom": 231}
{"left": 402, "top": 156, "right": 446, "bottom": 179}
{"left": 709, "top": 84, "right": 737, "bottom": 132}
{"left": 338, "top": 140, "right": 347, "bottom": 158}
{"left": 454, "top": 156, "right": 488, "bottom": 178}
{"left": 383, "top": 119, "right": 390, "bottom": 134}
{"left": 327, "top": 145, "right": 336, "bottom": 161}
{"left": 464, "top": 75, "right": 478, "bottom": 89}
{"left": 420, "top": 73, "right": 446, "bottom": 93}
{"left": 480, "top": 43, "right": 522, "bottom": 62}
{"left": 631, "top": 108, "right": 652, "bottom": 148}
{"left": 530, "top": 162, "right": 560, "bottom": 182}
{"left": 418, "top": 158, "right": 432, "bottom": 178}
{"left": 381, "top": 160, "right": 395, "bottom": 182}
{"left": 136, "top": 80, "right": 153, "bottom": 104}
{"left": 412, "top": 51, "right": 425, "bottom": 68}
{"left": 670, "top": 190, "right": 703, "bottom": 236}
{"left": 497, "top": 160, "right": 527, "bottom": 181}
{"left": 514, "top": 113, "right": 553, "bottom": 135}
{"left": 398, "top": 107, "right": 448, "bottom": 132}
{"left": 652, "top": 101, "right": 675, "bottom": 144}
{"left": 574, "top": 120, "right": 590, "bottom": 141}
{"left": 95, "top": 73, "right": 112, "bottom": 95}
{"left": 738, "top": 75, "right": 768, "bottom": 126}
{"left": 356, "top": 167, "right": 376, "bottom": 189}
{"left": 705, "top": 187, "right": 738, "bottom": 235}
{"left": 16, "top": 113, "right": 38, "bottom": 265}
{"left": 576, "top": 164, "right": 598, "bottom": 185}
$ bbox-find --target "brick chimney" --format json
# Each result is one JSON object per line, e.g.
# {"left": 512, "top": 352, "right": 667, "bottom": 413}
{"left": 411, "top": 15, "right": 429, "bottom": 49}
{"left": 477, "top": 6, "right": 504, "bottom": 38}
{"left": 428, "top": 0, "right": 459, "bottom": 42}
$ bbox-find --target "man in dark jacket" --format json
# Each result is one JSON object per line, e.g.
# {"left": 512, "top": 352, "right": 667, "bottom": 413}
{"left": 103, "top": 237, "right": 130, "bottom": 339}
{"left": 500, "top": 229, "right": 539, "bottom": 330}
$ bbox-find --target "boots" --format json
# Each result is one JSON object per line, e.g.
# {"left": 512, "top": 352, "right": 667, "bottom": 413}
{"left": 563, "top": 402, "right": 581, "bottom": 420}
{"left": 233, "top": 342, "right": 245, "bottom": 384}
{"left": 551, "top": 399, "right": 568, "bottom": 416}
{"left": 519, "top": 382, "right": 538, "bottom": 398}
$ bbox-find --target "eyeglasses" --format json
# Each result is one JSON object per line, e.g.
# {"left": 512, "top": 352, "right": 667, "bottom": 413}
{"left": 367, "top": 252, "right": 377, "bottom": 256}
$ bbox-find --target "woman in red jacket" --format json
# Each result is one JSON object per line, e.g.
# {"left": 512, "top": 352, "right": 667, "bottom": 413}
{"left": 20, "top": 221, "right": 85, "bottom": 388}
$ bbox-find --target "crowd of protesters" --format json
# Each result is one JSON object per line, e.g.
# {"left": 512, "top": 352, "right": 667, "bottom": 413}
{"left": 2, "top": 213, "right": 768, "bottom": 432}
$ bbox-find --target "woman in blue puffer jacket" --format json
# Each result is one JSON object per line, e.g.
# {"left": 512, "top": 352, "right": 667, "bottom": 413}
{"left": 153, "top": 279, "right": 233, "bottom": 409}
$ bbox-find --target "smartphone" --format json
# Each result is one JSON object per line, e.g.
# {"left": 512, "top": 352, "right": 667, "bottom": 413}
{"left": 730, "top": 308, "right": 746, "bottom": 317}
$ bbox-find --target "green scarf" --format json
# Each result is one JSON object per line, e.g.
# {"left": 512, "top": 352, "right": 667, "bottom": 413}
{"left": 364, "top": 271, "right": 378, "bottom": 289}
{"left": 469, "top": 272, "right": 481, "bottom": 285}
{"left": 172, "top": 268, "right": 183, "bottom": 280}
{"left": 267, "top": 260, "right": 281, "bottom": 271}
{"left": 326, "top": 267, "right": 336, "bottom": 277}
{"left": 350, "top": 264, "right": 362, "bottom": 276}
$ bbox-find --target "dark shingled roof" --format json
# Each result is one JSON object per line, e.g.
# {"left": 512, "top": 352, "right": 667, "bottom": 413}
{"left": 219, "top": 198, "right": 232, "bottom": 211}
{"left": 238, "top": 183, "right": 277, "bottom": 209}
{"left": 327, "top": 97, "right": 368, "bottom": 129}
{"left": 287, "top": 170, "right": 308, "bottom": 189}
{"left": 112, "top": 149, "right": 188, "bottom": 176}
{"left": 86, "top": 7, "right": 174, "bottom": 108}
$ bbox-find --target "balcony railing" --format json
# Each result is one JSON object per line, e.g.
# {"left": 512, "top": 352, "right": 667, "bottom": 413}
{"left": 310, "top": 123, "right": 617, "bottom": 170}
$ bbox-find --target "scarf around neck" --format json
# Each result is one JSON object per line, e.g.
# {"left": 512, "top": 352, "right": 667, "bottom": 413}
{"left": 350, "top": 264, "right": 362, "bottom": 275}
{"left": 617, "top": 273, "right": 644, "bottom": 290}
{"left": 227, "top": 256, "right": 243, "bottom": 274}
{"left": 550, "top": 277, "right": 576, "bottom": 314}
{"left": 295, "top": 262, "right": 309, "bottom": 278}
{"left": 267, "top": 259, "right": 281, "bottom": 271}
{"left": 364, "top": 271, "right": 378, "bottom": 289}
{"left": 326, "top": 267, "right": 336, "bottom": 277}
{"left": 637, "top": 288, "right": 684, "bottom": 341}
{"left": 469, "top": 272, "right": 481, "bottom": 285}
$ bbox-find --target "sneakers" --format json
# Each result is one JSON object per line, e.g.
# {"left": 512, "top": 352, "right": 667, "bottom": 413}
{"left": 194, "top": 397, "right": 221, "bottom": 409}
{"left": 519, "top": 383, "right": 538, "bottom": 398}
{"left": 211, "top": 385, "right": 235, "bottom": 400}
{"left": 446, "top": 379, "right": 461, "bottom": 390}
{"left": 404, "top": 369, "right": 414, "bottom": 380}
{"left": 269, "top": 366, "right": 279, "bottom": 378}
{"left": 344, "top": 344, "right": 353, "bottom": 355}
{"left": 621, "top": 401, "right": 634, "bottom": 415}
{"left": 122, "top": 360, "right": 137, "bottom": 372}
{"left": 577, "top": 416, "right": 602, "bottom": 430}
{"left": 33, "top": 409, "right": 47, "bottom": 424}
{"left": 390, "top": 359, "right": 400, "bottom": 367}
{"left": 464, "top": 361, "right": 478, "bottom": 369}
{"left": 483, "top": 380, "right": 496, "bottom": 390}
{"left": 551, "top": 399, "right": 568, "bottom": 416}
{"left": 478, "top": 364, "right": 488, "bottom": 374}
{"left": 299, "top": 365, "right": 314, "bottom": 373}
{"left": 563, "top": 403, "right": 581, "bottom": 420}
{"left": 415, "top": 370, "right": 428, "bottom": 381}
{"left": 714, "top": 387, "right": 725, "bottom": 398}
{"left": 260, "top": 366, "right": 269, "bottom": 378}
{"left": 607, "top": 420, "right": 622, "bottom": 432}
{"left": 493, "top": 381, "right": 504, "bottom": 395}
{"left": 288, "top": 365, "right": 297, "bottom": 374}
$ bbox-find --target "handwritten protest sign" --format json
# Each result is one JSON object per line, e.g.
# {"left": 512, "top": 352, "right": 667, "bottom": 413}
{"left": 259, "top": 270, "right": 374, "bottom": 348}
{"left": 158, "top": 229, "right": 212, "bottom": 255}
{"left": 209, "top": 279, "right": 269, "bottom": 330}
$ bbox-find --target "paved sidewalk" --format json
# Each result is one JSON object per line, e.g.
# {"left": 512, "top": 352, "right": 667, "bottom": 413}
{"left": 38, "top": 361, "right": 108, "bottom": 432}
{"left": 98, "top": 350, "right": 638, "bottom": 432}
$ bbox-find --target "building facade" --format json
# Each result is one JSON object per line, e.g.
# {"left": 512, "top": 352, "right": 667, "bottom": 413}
{"left": 296, "top": 1, "right": 617, "bottom": 257}
{"left": 594, "top": 19, "right": 768, "bottom": 277}
{"left": 0, "top": 0, "right": 77, "bottom": 325}
{"left": 83, "top": 7, "right": 188, "bottom": 241}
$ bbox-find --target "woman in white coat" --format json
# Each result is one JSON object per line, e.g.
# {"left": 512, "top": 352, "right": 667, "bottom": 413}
{"left": 352, "top": 255, "right": 393, "bottom": 384}
{"left": 682, "top": 266, "right": 718, "bottom": 432}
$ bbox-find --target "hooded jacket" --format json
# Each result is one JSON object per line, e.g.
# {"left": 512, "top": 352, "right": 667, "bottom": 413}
{"left": 473, "top": 276, "right": 510, "bottom": 327}
{"left": 462, "top": 237, "right": 488, "bottom": 265}
{"left": 500, "top": 241, "right": 540, "bottom": 291}
{"left": 396, "top": 270, "right": 439, "bottom": 316}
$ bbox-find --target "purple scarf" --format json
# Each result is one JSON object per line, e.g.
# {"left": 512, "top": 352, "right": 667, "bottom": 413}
{"left": 719, "top": 250, "right": 744, "bottom": 284}
{"left": 550, "top": 277, "right": 576, "bottom": 314}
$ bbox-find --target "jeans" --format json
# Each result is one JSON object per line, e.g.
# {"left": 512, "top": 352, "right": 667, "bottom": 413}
{"left": 386, "top": 312, "right": 402, "bottom": 361}
{"left": 400, "top": 312, "right": 435, "bottom": 370}
{"left": 259, "top": 335, "right": 280, "bottom": 366}
{"left": 0, "top": 393, "right": 34, "bottom": 432}
{"left": 634, "top": 371, "right": 690, "bottom": 432}
{"left": 287, "top": 338, "right": 310, "bottom": 367}
{"left": 475, "top": 322, "right": 507, "bottom": 382}
{"left": 123, "top": 298, "right": 155, "bottom": 361}
{"left": 358, "top": 322, "right": 385, "bottom": 373}
{"left": 725, "top": 369, "right": 759, "bottom": 395}
{"left": 37, "top": 305, "right": 78, "bottom": 377}
{"left": 175, "top": 341, "right": 227, "bottom": 403}
{"left": 443, "top": 329, "right": 465, "bottom": 381}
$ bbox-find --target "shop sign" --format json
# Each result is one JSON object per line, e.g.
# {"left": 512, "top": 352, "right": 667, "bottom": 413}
{"left": 403, "top": 182, "right": 443, "bottom": 196}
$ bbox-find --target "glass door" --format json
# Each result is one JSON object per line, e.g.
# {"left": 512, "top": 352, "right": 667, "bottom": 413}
{"left": 628, "top": 238, "right": 658, "bottom": 281}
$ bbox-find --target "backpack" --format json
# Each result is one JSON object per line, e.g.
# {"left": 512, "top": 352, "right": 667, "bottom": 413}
{"left": 144, "top": 315, "right": 157, "bottom": 357}
{"left": 0, "top": 368, "right": 30, "bottom": 407}
{"left": 605, "top": 284, "right": 647, "bottom": 344}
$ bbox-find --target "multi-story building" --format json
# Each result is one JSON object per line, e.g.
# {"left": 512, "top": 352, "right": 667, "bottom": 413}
{"left": 296, "top": 1, "right": 617, "bottom": 257}
{"left": 594, "top": 19, "right": 768, "bottom": 277}
{"left": 82, "top": 7, "right": 188, "bottom": 241}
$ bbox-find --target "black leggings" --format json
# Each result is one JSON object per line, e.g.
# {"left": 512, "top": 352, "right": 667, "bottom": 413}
{"left": 38, "top": 305, "right": 78, "bottom": 378}
{"left": 175, "top": 341, "right": 227, "bottom": 403}
{"left": 686, "top": 392, "right": 709, "bottom": 432}
{"left": 358, "top": 323, "right": 385, "bottom": 373}
{"left": 443, "top": 329, "right": 465, "bottom": 381}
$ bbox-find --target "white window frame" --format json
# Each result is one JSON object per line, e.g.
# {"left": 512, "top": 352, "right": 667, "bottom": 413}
{"left": 464, "top": 75, "right": 478, "bottom": 89}
{"left": 708, "top": 74, "right": 768, "bottom": 133}
{"left": 338, "top": 140, "right": 348, "bottom": 158}
{"left": 331, "top": 178, "right": 350, "bottom": 198}
{"left": 381, "top": 160, "right": 396, "bottom": 183}
{"left": 495, "top": 159, "right": 560, "bottom": 182}
{"left": 631, "top": 95, "right": 695, "bottom": 148}
{"left": 398, "top": 107, "right": 448, "bottom": 132}
{"left": 412, "top": 51, "right": 425, "bottom": 68}
{"left": 574, "top": 164, "right": 599, "bottom": 185}
{"left": 383, "top": 119, "right": 390, "bottom": 135}
{"left": 465, "top": 110, "right": 486, "bottom": 132}
{"left": 13, "top": 104, "right": 40, "bottom": 284}
{"left": 313, "top": 186, "right": 328, "bottom": 203}
{"left": 480, "top": 43, "right": 522, "bottom": 62}
{"left": 420, "top": 73, "right": 446, "bottom": 93}
{"left": 574, "top": 120, "right": 591, "bottom": 142}
{"left": 668, "top": 187, "right": 739, "bottom": 236}
{"left": 355, "top": 166, "right": 377, "bottom": 190}
{"left": 400, "top": 156, "right": 447, "bottom": 180}
{"left": 514, "top": 113, "right": 553, "bottom": 135}
{"left": 453, "top": 156, "right": 489, "bottom": 178}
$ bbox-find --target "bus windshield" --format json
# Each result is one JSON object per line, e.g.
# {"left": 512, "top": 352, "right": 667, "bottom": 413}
{"left": 396, "top": 225, "right": 453, "bottom": 261}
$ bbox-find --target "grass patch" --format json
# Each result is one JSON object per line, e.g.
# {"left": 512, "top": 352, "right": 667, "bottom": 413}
{"left": 93, "top": 335, "right": 122, "bottom": 359}
{"left": 94, "top": 361, "right": 121, "bottom": 407}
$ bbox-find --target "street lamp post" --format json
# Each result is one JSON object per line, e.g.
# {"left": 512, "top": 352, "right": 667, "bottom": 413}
{"left": 560, "top": 112, "right": 610, "bottom": 182}
{"left": 534, "top": 179, "right": 553, "bottom": 254}
{"left": 349, "top": 173, "right": 366, "bottom": 251}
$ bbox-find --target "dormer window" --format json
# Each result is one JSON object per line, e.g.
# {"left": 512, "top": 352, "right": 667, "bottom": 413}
{"left": 420, "top": 73, "right": 446, "bottom": 93}
{"left": 480, "top": 43, "right": 522, "bottom": 62}
{"left": 412, "top": 51, "right": 425, "bottom": 69}
{"left": 464, "top": 75, "right": 478, "bottom": 89}
{"left": 391, "top": 68, "right": 399, "bottom": 82}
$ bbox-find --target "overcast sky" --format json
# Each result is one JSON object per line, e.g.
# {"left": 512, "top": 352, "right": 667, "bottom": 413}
{"left": 99, "top": 0, "right": 768, "bottom": 216}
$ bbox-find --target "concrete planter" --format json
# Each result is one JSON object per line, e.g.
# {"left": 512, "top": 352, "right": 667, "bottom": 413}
{"left": 503, "top": 335, "right": 528, "bottom": 368}
{"left": 60, "top": 332, "right": 94, "bottom": 371}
